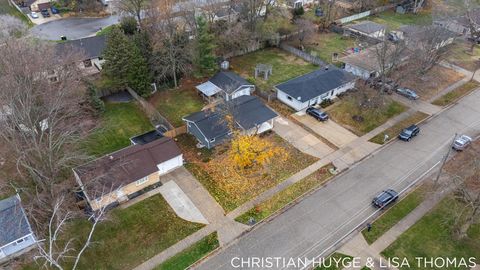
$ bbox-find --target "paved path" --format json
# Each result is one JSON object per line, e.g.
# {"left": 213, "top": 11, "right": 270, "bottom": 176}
{"left": 194, "top": 90, "right": 480, "bottom": 270}
{"left": 390, "top": 95, "right": 442, "bottom": 115}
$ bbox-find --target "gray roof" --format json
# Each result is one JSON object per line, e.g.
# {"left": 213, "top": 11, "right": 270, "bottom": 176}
{"left": 399, "top": 25, "right": 455, "bottom": 42}
{"left": 0, "top": 196, "right": 33, "bottom": 247}
{"left": 275, "top": 67, "right": 356, "bottom": 102}
{"left": 348, "top": 21, "right": 386, "bottom": 34}
{"left": 55, "top": 35, "right": 107, "bottom": 60}
{"left": 183, "top": 95, "right": 277, "bottom": 140}
{"left": 130, "top": 130, "right": 164, "bottom": 145}
{"left": 210, "top": 71, "right": 252, "bottom": 93}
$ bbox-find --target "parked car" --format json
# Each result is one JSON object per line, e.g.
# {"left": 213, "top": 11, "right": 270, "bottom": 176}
{"left": 396, "top": 87, "right": 419, "bottom": 100}
{"left": 374, "top": 79, "right": 398, "bottom": 94}
{"left": 306, "top": 107, "right": 329, "bottom": 121}
{"left": 387, "top": 32, "right": 402, "bottom": 42}
{"left": 50, "top": 6, "right": 59, "bottom": 14}
{"left": 41, "top": 9, "right": 50, "bottom": 17}
{"left": 452, "top": 135, "right": 472, "bottom": 151}
{"left": 30, "top": 12, "right": 39, "bottom": 19}
{"left": 398, "top": 124, "right": 420, "bottom": 141}
{"left": 372, "top": 189, "right": 399, "bottom": 208}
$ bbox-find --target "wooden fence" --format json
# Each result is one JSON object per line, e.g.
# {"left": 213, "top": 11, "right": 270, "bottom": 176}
{"left": 279, "top": 43, "right": 326, "bottom": 66}
{"left": 163, "top": 126, "right": 187, "bottom": 138}
{"left": 126, "top": 87, "right": 174, "bottom": 131}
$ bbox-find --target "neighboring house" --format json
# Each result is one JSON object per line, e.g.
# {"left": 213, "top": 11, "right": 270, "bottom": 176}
{"left": 183, "top": 95, "right": 278, "bottom": 149}
{"left": 287, "top": 0, "right": 315, "bottom": 8}
{"left": 434, "top": 9, "right": 480, "bottom": 36}
{"left": 275, "top": 67, "right": 356, "bottom": 111}
{"left": 29, "top": 0, "right": 50, "bottom": 11}
{"left": 55, "top": 35, "right": 107, "bottom": 75}
{"left": 0, "top": 195, "right": 36, "bottom": 263}
{"left": 195, "top": 71, "right": 255, "bottom": 102}
{"left": 340, "top": 43, "right": 410, "bottom": 80}
{"left": 73, "top": 137, "right": 183, "bottom": 211}
{"left": 398, "top": 25, "right": 455, "bottom": 49}
{"left": 346, "top": 21, "right": 386, "bottom": 39}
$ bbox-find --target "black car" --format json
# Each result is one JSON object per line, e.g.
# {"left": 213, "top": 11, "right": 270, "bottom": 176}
{"left": 398, "top": 124, "right": 420, "bottom": 141}
{"left": 41, "top": 9, "right": 50, "bottom": 17}
{"left": 372, "top": 189, "right": 399, "bottom": 208}
{"left": 306, "top": 107, "right": 329, "bottom": 121}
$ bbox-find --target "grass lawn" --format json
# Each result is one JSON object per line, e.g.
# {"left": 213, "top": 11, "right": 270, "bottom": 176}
{"left": 382, "top": 196, "right": 480, "bottom": 270}
{"left": 315, "top": 253, "right": 353, "bottom": 270}
{"left": 235, "top": 164, "right": 334, "bottom": 224}
{"left": 178, "top": 133, "right": 318, "bottom": 212}
{"left": 432, "top": 81, "right": 479, "bottom": 106}
{"left": 82, "top": 102, "right": 153, "bottom": 157}
{"left": 327, "top": 92, "right": 407, "bottom": 136}
{"left": 369, "top": 111, "right": 429, "bottom": 145}
{"left": 292, "top": 32, "right": 356, "bottom": 65}
{"left": 446, "top": 40, "right": 480, "bottom": 71}
{"left": 358, "top": 10, "right": 432, "bottom": 30}
{"left": 229, "top": 48, "right": 318, "bottom": 92}
{"left": 149, "top": 87, "right": 205, "bottom": 127}
{"left": 67, "top": 195, "right": 204, "bottom": 270}
{"left": 0, "top": 0, "right": 33, "bottom": 27}
{"left": 361, "top": 186, "right": 426, "bottom": 244}
{"left": 154, "top": 233, "right": 219, "bottom": 270}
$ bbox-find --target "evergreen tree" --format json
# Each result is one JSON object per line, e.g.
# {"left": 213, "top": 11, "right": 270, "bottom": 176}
{"left": 102, "top": 26, "right": 152, "bottom": 96}
{"left": 195, "top": 16, "right": 217, "bottom": 76}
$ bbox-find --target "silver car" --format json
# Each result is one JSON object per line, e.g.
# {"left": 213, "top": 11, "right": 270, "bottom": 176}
{"left": 396, "top": 87, "right": 419, "bottom": 100}
{"left": 452, "top": 135, "right": 472, "bottom": 151}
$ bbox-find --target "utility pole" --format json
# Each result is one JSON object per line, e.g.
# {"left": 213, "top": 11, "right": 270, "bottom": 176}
{"left": 434, "top": 133, "right": 457, "bottom": 187}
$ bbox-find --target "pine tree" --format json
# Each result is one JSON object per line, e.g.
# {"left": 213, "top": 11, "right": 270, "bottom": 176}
{"left": 195, "top": 16, "right": 217, "bottom": 76}
{"left": 102, "top": 26, "right": 152, "bottom": 96}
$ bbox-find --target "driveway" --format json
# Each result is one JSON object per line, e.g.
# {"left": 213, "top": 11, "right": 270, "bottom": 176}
{"left": 273, "top": 117, "right": 335, "bottom": 159}
{"left": 194, "top": 90, "right": 480, "bottom": 270}
{"left": 30, "top": 15, "right": 119, "bottom": 40}
{"left": 291, "top": 112, "right": 358, "bottom": 148}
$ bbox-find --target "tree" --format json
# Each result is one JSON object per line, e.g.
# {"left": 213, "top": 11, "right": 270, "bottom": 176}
{"left": 120, "top": 16, "right": 138, "bottom": 35}
{"left": 0, "top": 15, "right": 27, "bottom": 42}
{"left": 195, "top": 16, "right": 217, "bottom": 76}
{"left": 295, "top": 18, "right": 317, "bottom": 50}
{"left": 117, "top": 0, "right": 146, "bottom": 28}
{"left": 102, "top": 27, "right": 152, "bottom": 96}
{"left": 229, "top": 134, "right": 287, "bottom": 169}
{"left": 211, "top": 20, "right": 252, "bottom": 58}
{"left": 318, "top": 0, "right": 337, "bottom": 29}
{"left": 411, "top": 26, "right": 452, "bottom": 74}
{"left": 374, "top": 40, "right": 408, "bottom": 98}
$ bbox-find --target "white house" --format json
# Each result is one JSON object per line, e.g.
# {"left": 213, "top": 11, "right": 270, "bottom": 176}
{"left": 55, "top": 35, "right": 107, "bottom": 75}
{"left": 434, "top": 9, "right": 480, "bottom": 36}
{"left": 398, "top": 25, "right": 455, "bottom": 50}
{"left": 73, "top": 137, "right": 183, "bottom": 211}
{"left": 346, "top": 21, "right": 386, "bottom": 39}
{"left": 275, "top": 67, "right": 356, "bottom": 111}
{"left": 287, "top": 0, "right": 315, "bottom": 8}
{"left": 195, "top": 71, "right": 255, "bottom": 102}
{"left": 0, "top": 195, "right": 36, "bottom": 263}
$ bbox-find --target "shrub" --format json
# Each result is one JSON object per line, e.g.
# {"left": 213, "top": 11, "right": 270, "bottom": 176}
{"left": 86, "top": 83, "right": 105, "bottom": 115}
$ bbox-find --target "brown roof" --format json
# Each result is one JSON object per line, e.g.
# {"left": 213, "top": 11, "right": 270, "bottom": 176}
{"left": 73, "top": 137, "right": 182, "bottom": 200}
{"left": 37, "top": 2, "right": 51, "bottom": 10}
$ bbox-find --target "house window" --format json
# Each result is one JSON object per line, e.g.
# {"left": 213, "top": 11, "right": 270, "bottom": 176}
{"left": 83, "top": 59, "right": 92, "bottom": 68}
{"left": 287, "top": 95, "right": 293, "bottom": 101}
{"left": 210, "top": 138, "right": 216, "bottom": 143}
{"left": 135, "top": 177, "right": 148, "bottom": 186}
{"left": 16, "top": 238, "right": 25, "bottom": 244}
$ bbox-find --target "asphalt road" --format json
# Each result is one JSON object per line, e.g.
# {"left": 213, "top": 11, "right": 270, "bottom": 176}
{"left": 194, "top": 90, "right": 480, "bottom": 270}
{"left": 30, "top": 15, "right": 119, "bottom": 40}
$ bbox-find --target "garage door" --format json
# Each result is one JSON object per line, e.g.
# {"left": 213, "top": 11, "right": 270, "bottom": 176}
{"left": 158, "top": 155, "right": 183, "bottom": 175}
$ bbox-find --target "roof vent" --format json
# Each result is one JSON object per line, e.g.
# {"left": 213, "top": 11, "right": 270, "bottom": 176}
{"left": 325, "top": 66, "right": 329, "bottom": 71}
{"left": 297, "top": 96, "right": 301, "bottom": 100}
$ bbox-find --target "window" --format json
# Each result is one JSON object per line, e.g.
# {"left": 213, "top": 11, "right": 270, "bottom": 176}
{"left": 83, "top": 59, "right": 92, "bottom": 68}
{"left": 287, "top": 95, "right": 293, "bottom": 101}
{"left": 16, "top": 238, "right": 25, "bottom": 244}
{"left": 210, "top": 138, "right": 216, "bottom": 143}
{"left": 135, "top": 177, "right": 148, "bottom": 186}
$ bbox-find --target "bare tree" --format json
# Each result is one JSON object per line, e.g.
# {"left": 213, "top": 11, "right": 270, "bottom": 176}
{"left": 319, "top": 0, "right": 337, "bottom": 29}
{"left": 374, "top": 40, "right": 409, "bottom": 98}
{"left": 464, "top": 3, "right": 480, "bottom": 53}
{"left": 411, "top": 26, "right": 452, "bottom": 74}
{"left": 117, "top": 0, "right": 147, "bottom": 27}
{"left": 295, "top": 18, "right": 317, "bottom": 50}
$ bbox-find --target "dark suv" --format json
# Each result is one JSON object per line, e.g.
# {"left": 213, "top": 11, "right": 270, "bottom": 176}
{"left": 41, "top": 9, "right": 50, "bottom": 17}
{"left": 398, "top": 124, "right": 420, "bottom": 141}
{"left": 372, "top": 189, "right": 399, "bottom": 208}
{"left": 306, "top": 107, "right": 329, "bottom": 121}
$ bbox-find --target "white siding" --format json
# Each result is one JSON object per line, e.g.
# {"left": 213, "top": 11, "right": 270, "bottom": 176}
{"left": 229, "top": 86, "right": 253, "bottom": 100}
{"left": 344, "top": 63, "right": 373, "bottom": 80}
{"left": 157, "top": 155, "right": 183, "bottom": 175}
{"left": 276, "top": 89, "right": 308, "bottom": 111}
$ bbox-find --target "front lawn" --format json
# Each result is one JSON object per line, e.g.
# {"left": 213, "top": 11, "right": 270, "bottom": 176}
{"left": 327, "top": 91, "right": 407, "bottom": 136}
{"left": 179, "top": 133, "right": 318, "bottom": 212}
{"left": 432, "top": 81, "right": 479, "bottom": 106}
{"left": 362, "top": 186, "right": 426, "bottom": 244}
{"left": 82, "top": 102, "right": 153, "bottom": 157}
{"left": 446, "top": 40, "right": 480, "bottom": 71}
{"left": 369, "top": 111, "right": 429, "bottom": 145}
{"left": 149, "top": 83, "right": 205, "bottom": 127}
{"left": 229, "top": 48, "right": 318, "bottom": 92}
{"left": 154, "top": 233, "right": 219, "bottom": 270}
{"left": 382, "top": 196, "right": 480, "bottom": 270}
{"left": 68, "top": 195, "right": 204, "bottom": 270}
{"left": 235, "top": 164, "right": 334, "bottom": 224}
{"left": 358, "top": 10, "right": 432, "bottom": 30}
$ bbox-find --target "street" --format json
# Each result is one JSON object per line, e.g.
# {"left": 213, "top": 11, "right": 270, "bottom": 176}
{"left": 194, "top": 89, "right": 480, "bottom": 270}
{"left": 29, "top": 15, "right": 119, "bottom": 40}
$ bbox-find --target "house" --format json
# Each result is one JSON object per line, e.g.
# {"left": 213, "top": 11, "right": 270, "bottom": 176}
{"left": 434, "top": 9, "right": 480, "bottom": 36}
{"left": 287, "top": 0, "right": 315, "bottom": 8}
{"left": 195, "top": 71, "right": 255, "bottom": 102}
{"left": 340, "top": 43, "right": 410, "bottom": 80}
{"left": 183, "top": 95, "right": 278, "bottom": 149}
{"left": 73, "top": 137, "right": 183, "bottom": 211}
{"left": 275, "top": 67, "right": 356, "bottom": 111}
{"left": 55, "top": 35, "right": 107, "bottom": 75}
{"left": 0, "top": 195, "right": 36, "bottom": 263}
{"left": 346, "top": 21, "right": 386, "bottom": 39}
{"left": 29, "top": 0, "right": 50, "bottom": 11}
{"left": 398, "top": 25, "right": 455, "bottom": 49}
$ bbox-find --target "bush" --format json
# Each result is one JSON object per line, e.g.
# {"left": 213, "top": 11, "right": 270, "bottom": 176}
{"left": 120, "top": 16, "right": 138, "bottom": 35}
{"left": 86, "top": 83, "right": 105, "bottom": 115}
{"left": 319, "top": 98, "right": 333, "bottom": 108}
{"left": 293, "top": 6, "right": 305, "bottom": 16}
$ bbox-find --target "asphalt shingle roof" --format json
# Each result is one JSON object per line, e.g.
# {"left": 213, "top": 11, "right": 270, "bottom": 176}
{"left": 209, "top": 71, "right": 252, "bottom": 93}
{"left": 55, "top": 35, "right": 107, "bottom": 60}
{"left": 0, "top": 196, "right": 32, "bottom": 247}
{"left": 348, "top": 21, "right": 386, "bottom": 34}
{"left": 275, "top": 67, "right": 356, "bottom": 102}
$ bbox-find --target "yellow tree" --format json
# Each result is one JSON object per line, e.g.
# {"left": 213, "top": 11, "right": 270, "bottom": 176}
{"left": 229, "top": 134, "right": 287, "bottom": 169}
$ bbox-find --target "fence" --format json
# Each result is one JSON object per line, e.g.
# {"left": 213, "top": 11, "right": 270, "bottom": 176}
{"left": 335, "top": 4, "right": 396, "bottom": 24}
{"left": 163, "top": 126, "right": 187, "bottom": 138}
{"left": 126, "top": 87, "right": 174, "bottom": 131}
{"left": 279, "top": 43, "right": 326, "bottom": 66}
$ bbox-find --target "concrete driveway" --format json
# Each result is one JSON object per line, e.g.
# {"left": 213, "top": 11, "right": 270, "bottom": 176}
{"left": 30, "top": 15, "right": 119, "bottom": 40}
{"left": 291, "top": 112, "right": 358, "bottom": 148}
{"left": 273, "top": 117, "right": 335, "bottom": 159}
